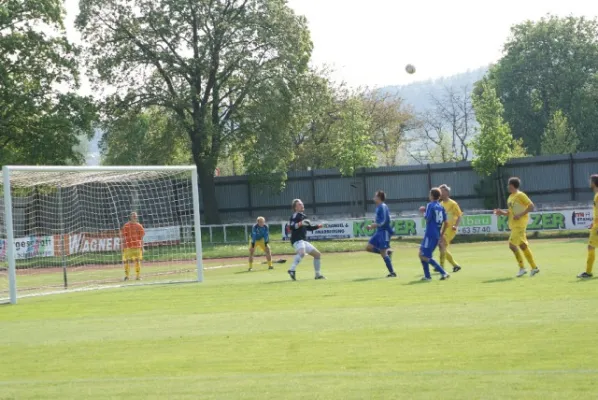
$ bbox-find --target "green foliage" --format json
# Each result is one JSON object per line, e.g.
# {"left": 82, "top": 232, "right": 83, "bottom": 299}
{"left": 473, "top": 171, "right": 510, "bottom": 209}
{"left": 471, "top": 81, "right": 525, "bottom": 176}
{"left": 541, "top": 110, "right": 579, "bottom": 155}
{"left": 428, "top": 133, "right": 456, "bottom": 163}
{"left": 237, "top": 75, "right": 296, "bottom": 190}
{"left": 541, "top": 110, "right": 580, "bottom": 155}
{"left": 285, "top": 68, "right": 343, "bottom": 171}
{"left": 333, "top": 97, "right": 377, "bottom": 177}
{"left": 100, "top": 107, "right": 191, "bottom": 165}
{"left": 240, "top": 68, "right": 378, "bottom": 177}
{"left": 578, "top": 73, "right": 598, "bottom": 150}
{"left": 76, "top": 0, "right": 312, "bottom": 223}
{"left": 0, "top": 0, "right": 97, "bottom": 166}
{"left": 489, "top": 15, "right": 598, "bottom": 154}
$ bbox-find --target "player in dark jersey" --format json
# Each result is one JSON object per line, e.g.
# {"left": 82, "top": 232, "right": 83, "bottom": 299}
{"left": 286, "top": 199, "right": 325, "bottom": 281}
{"left": 420, "top": 188, "right": 450, "bottom": 281}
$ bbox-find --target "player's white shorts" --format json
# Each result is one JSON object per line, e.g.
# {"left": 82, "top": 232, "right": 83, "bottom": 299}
{"left": 293, "top": 240, "right": 317, "bottom": 254}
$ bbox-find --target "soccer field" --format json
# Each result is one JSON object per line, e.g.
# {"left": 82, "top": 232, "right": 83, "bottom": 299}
{"left": 1, "top": 239, "right": 597, "bottom": 399}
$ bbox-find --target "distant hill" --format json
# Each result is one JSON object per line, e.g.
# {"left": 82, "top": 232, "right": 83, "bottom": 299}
{"left": 380, "top": 66, "right": 489, "bottom": 113}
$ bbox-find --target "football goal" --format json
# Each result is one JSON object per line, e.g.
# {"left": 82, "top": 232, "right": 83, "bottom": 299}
{"left": 0, "top": 166, "right": 203, "bottom": 305}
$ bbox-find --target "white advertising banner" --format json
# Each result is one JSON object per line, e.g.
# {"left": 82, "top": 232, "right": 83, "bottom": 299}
{"left": 282, "top": 221, "right": 353, "bottom": 241}
{"left": 67, "top": 226, "right": 183, "bottom": 254}
{"left": 144, "top": 226, "right": 181, "bottom": 245}
{"left": 68, "top": 233, "right": 121, "bottom": 254}
{"left": 0, "top": 235, "right": 55, "bottom": 260}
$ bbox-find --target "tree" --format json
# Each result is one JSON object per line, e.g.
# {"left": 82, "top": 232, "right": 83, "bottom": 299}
{"left": 76, "top": 0, "right": 312, "bottom": 223}
{"left": 428, "top": 85, "right": 476, "bottom": 161}
{"left": 471, "top": 80, "right": 525, "bottom": 177}
{"left": 488, "top": 15, "right": 598, "bottom": 154}
{"left": 237, "top": 74, "right": 297, "bottom": 189}
{"left": 275, "top": 68, "right": 338, "bottom": 172}
{"left": 333, "top": 97, "right": 377, "bottom": 177}
{"left": 100, "top": 107, "right": 191, "bottom": 165}
{"left": 408, "top": 85, "right": 477, "bottom": 165}
{"left": 361, "top": 90, "right": 416, "bottom": 167}
{"left": 578, "top": 73, "right": 598, "bottom": 150}
{"left": 282, "top": 78, "right": 377, "bottom": 175}
{"left": 409, "top": 111, "right": 457, "bottom": 164}
{"left": 0, "top": 0, "right": 96, "bottom": 166}
{"left": 257, "top": 68, "right": 376, "bottom": 174}
{"left": 541, "top": 110, "right": 579, "bottom": 155}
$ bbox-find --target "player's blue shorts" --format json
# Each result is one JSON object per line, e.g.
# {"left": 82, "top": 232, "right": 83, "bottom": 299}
{"left": 420, "top": 235, "right": 439, "bottom": 258}
{"left": 369, "top": 230, "right": 391, "bottom": 250}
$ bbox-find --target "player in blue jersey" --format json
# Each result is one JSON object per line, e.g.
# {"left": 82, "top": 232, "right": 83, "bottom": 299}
{"left": 248, "top": 216, "right": 272, "bottom": 271}
{"left": 366, "top": 190, "right": 396, "bottom": 277}
{"left": 420, "top": 188, "right": 450, "bottom": 281}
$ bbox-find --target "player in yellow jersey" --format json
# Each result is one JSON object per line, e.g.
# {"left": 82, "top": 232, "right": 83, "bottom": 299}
{"left": 493, "top": 177, "right": 540, "bottom": 277}
{"left": 439, "top": 184, "right": 463, "bottom": 273}
{"left": 577, "top": 174, "right": 598, "bottom": 279}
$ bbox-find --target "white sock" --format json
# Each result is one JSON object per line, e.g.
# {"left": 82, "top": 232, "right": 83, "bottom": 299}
{"left": 314, "top": 258, "right": 321, "bottom": 275}
{"left": 290, "top": 253, "right": 304, "bottom": 271}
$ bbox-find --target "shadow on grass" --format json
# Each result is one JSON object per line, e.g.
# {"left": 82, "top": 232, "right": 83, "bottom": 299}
{"left": 353, "top": 277, "right": 385, "bottom": 282}
{"left": 234, "top": 269, "right": 277, "bottom": 275}
{"left": 482, "top": 277, "right": 515, "bottom": 284}
{"left": 574, "top": 278, "right": 595, "bottom": 283}
{"left": 263, "top": 279, "right": 295, "bottom": 285}
{"left": 406, "top": 279, "right": 430, "bottom": 285}
{"left": 234, "top": 270, "right": 251, "bottom": 275}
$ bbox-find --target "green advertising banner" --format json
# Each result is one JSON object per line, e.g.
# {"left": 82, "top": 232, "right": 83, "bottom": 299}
{"left": 496, "top": 212, "right": 568, "bottom": 232}
{"left": 281, "top": 209, "right": 592, "bottom": 241}
{"left": 421, "top": 214, "right": 493, "bottom": 235}
{"left": 353, "top": 218, "right": 419, "bottom": 237}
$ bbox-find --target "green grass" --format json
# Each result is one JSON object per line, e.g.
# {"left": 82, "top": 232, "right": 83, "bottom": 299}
{"left": 1, "top": 238, "right": 598, "bottom": 399}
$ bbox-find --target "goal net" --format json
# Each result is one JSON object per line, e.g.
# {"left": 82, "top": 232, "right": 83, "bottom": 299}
{"left": 0, "top": 166, "right": 203, "bottom": 304}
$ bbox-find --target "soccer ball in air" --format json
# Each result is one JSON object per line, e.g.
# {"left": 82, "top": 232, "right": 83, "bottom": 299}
{"left": 405, "top": 64, "right": 416, "bottom": 74}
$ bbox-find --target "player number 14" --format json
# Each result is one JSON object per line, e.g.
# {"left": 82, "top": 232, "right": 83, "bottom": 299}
{"left": 435, "top": 210, "right": 443, "bottom": 224}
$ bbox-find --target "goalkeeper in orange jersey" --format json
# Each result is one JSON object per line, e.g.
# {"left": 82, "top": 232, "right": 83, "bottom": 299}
{"left": 439, "top": 184, "right": 463, "bottom": 273}
{"left": 494, "top": 177, "right": 540, "bottom": 277}
{"left": 248, "top": 216, "right": 273, "bottom": 271}
{"left": 577, "top": 174, "right": 598, "bottom": 279}
{"left": 121, "top": 212, "right": 145, "bottom": 281}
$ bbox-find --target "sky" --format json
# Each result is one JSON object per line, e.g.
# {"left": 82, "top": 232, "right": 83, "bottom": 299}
{"left": 63, "top": 0, "right": 598, "bottom": 88}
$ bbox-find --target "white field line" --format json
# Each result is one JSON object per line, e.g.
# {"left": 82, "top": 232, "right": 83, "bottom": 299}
{"left": 0, "top": 261, "right": 251, "bottom": 303}
{"left": 2, "top": 369, "right": 598, "bottom": 386}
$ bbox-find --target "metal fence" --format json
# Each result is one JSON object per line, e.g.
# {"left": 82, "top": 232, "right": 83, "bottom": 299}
{"left": 1, "top": 152, "right": 597, "bottom": 237}
{"left": 211, "top": 152, "right": 598, "bottom": 221}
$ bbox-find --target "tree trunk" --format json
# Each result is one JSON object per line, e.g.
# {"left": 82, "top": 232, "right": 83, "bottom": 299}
{"left": 195, "top": 157, "right": 222, "bottom": 225}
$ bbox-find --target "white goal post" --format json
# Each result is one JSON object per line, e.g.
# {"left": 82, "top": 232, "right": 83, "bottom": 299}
{"left": 0, "top": 165, "right": 203, "bottom": 305}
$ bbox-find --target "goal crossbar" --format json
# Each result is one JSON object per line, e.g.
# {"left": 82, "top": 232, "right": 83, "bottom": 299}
{"left": 1, "top": 165, "right": 204, "bottom": 305}
{"left": 2, "top": 165, "right": 196, "bottom": 172}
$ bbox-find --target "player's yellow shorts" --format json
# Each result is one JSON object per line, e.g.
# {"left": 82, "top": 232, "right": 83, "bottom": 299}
{"left": 509, "top": 227, "right": 528, "bottom": 246}
{"left": 250, "top": 238, "right": 268, "bottom": 252}
{"left": 122, "top": 248, "right": 143, "bottom": 261}
{"left": 589, "top": 228, "right": 598, "bottom": 248}
{"left": 443, "top": 229, "right": 457, "bottom": 245}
